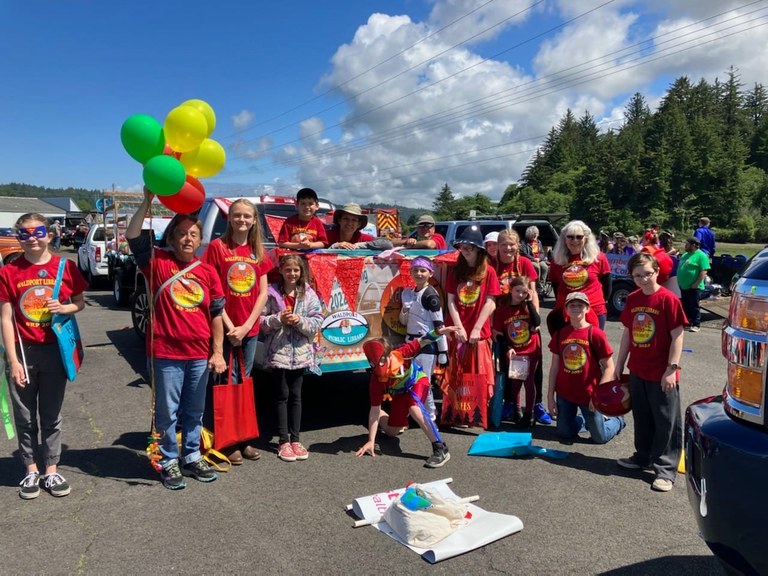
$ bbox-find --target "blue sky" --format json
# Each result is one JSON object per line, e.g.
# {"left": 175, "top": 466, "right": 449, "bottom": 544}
{"left": 2, "top": 0, "right": 766, "bottom": 207}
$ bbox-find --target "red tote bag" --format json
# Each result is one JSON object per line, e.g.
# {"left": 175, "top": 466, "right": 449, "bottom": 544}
{"left": 440, "top": 342, "right": 490, "bottom": 430}
{"left": 213, "top": 349, "right": 259, "bottom": 450}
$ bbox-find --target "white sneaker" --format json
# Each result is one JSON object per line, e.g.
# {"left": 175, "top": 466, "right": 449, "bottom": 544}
{"left": 652, "top": 478, "right": 674, "bottom": 492}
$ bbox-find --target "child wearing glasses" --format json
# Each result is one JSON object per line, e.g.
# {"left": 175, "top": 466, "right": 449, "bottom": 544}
{"left": 0, "top": 213, "right": 88, "bottom": 499}
{"left": 615, "top": 252, "right": 686, "bottom": 493}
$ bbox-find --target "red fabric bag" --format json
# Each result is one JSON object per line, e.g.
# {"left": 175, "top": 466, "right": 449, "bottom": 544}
{"left": 440, "top": 341, "right": 491, "bottom": 429}
{"left": 213, "top": 348, "right": 259, "bottom": 450}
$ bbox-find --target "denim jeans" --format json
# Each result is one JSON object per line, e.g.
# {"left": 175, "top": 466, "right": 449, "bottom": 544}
{"left": 224, "top": 335, "right": 257, "bottom": 383}
{"left": 556, "top": 396, "right": 624, "bottom": 444}
{"left": 680, "top": 288, "right": 701, "bottom": 328}
{"left": 151, "top": 358, "right": 210, "bottom": 465}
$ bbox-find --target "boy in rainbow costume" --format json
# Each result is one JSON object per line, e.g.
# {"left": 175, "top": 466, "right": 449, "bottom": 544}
{"left": 355, "top": 326, "right": 456, "bottom": 468}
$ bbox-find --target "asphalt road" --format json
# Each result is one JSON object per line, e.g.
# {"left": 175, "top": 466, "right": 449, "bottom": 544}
{"left": 0, "top": 262, "right": 729, "bottom": 575}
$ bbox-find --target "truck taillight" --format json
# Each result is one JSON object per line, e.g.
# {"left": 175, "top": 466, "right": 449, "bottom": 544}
{"left": 730, "top": 293, "right": 768, "bottom": 332}
{"left": 95, "top": 246, "right": 101, "bottom": 262}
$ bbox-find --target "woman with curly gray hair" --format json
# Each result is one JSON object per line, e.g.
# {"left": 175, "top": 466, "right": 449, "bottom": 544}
{"left": 549, "top": 220, "right": 612, "bottom": 332}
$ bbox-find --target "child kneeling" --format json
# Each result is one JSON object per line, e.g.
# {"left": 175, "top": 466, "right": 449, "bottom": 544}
{"left": 547, "top": 292, "right": 624, "bottom": 444}
{"left": 356, "top": 327, "right": 456, "bottom": 468}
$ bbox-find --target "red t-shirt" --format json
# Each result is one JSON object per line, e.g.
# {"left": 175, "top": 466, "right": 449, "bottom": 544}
{"left": 493, "top": 301, "right": 540, "bottom": 355}
{"left": 140, "top": 250, "right": 225, "bottom": 360}
{"left": 550, "top": 252, "right": 611, "bottom": 316}
{"left": 277, "top": 215, "right": 328, "bottom": 246}
{"left": 0, "top": 256, "right": 88, "bottom": 344}
{"left": 549, "top": 324, "right": 612, "bottom": 405}
{"left": 419, "top": 233, "right": 446, "bottom": 250}
{"left": 326, "top": 227, "right": 375, "bottom": 246}
{"left": 620, "top": 286, "right": 686, "bottom": 381}
{"left": 203, "top": 239, "right": 274, "bottom": 337}
{"left": 496, "top": 255, "right": 538, "bottom": 295}
{"left": 642, "top": 245, "right": 673, "bottom": 284}
{"left": 368, "top": 338, "right": 426, "bottom": 406}
{"left": 445, "top": 266, "right": 500, "bottom": 339}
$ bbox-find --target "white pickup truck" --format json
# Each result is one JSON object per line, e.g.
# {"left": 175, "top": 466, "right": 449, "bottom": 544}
{"left": 77, "top": 224, "right": 114, "bottom": 287}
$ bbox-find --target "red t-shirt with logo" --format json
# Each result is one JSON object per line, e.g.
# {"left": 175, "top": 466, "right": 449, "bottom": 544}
{"left": 203, "top": 239, "right": 274, "bottom": 337}
{"left": 496, "top": 256, "right": 538, "bottom": 295}
{"left": 277, "top": 215, "right": 328, "bottom": 246}
{"left": 549, "top": 324, "right": 612, "bottom": 405}
{"left": 445, "top": 266, "right": 500, "bottom": 339}
{"left": 550, "top": 252, "right": 611, "bottom": 316}
{"left": 619, "top": 286, "right": 687, "bottom": 381}
{"left": 140, "top": 250, "right": 225, "bottom": 360}
{"left": 0, "top": 256, "right": 88, "bottom": 344}
{"left": 493, "top": 300, "right": 540, "bottom": 355}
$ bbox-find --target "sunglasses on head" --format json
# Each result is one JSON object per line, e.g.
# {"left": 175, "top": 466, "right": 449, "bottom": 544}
{"left": 17, "top": 225, "right": 48, "bottom": 241}
{"left": 566, "top": 234, "right": 585, "bottom": 241}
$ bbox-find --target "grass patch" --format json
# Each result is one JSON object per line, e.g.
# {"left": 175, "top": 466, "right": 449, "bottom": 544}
{"left": 717, "top": 242, "right": 765, "bottom": 259}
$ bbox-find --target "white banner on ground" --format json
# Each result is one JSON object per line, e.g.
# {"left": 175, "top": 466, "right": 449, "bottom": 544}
{"left": 349, "top": 480, "right": 524, "bottom": 563}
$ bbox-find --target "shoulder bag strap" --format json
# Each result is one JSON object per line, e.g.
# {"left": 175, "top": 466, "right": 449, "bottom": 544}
{"left": 152, "top": 260, "right": 202, "bottom": 307}
{"left": 51, "top": 257, "right": 67, "bottom": 301}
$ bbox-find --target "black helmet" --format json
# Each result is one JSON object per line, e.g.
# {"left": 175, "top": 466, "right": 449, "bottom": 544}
{"left": 453, "top": 225, "right": 485, "bottom": 251}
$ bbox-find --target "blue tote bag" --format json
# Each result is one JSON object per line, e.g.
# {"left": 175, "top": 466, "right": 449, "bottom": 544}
{"left": 51, "top": 258, "right": 84, "bottom": 381}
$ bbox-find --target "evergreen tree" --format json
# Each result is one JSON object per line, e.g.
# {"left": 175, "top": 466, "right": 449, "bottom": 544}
{"left": 432, "top": 183, "right": 455, "bottom": 220}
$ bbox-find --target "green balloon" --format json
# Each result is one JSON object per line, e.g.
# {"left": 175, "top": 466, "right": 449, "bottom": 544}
{"left": 121, "top": 114, "right": 165, "bottom": 164}
{"left": 143, "top": 155, "right": 186, "bottom": 197}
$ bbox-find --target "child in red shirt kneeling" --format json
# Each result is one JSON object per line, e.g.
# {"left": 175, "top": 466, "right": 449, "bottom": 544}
{"left": 548, "top": 291, "right": 625, "bottom": 444}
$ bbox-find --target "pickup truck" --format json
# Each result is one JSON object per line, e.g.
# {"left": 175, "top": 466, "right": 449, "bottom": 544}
{"left": 684, "top": 247, "right": 768, "bottom": 576}
{"left": 77, "top": 224, "right": 114, "bottom": 287}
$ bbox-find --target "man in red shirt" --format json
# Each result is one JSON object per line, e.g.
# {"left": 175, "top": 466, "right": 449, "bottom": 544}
{"left": 398, "top": 215, "right": 446, "bottom": 249}
{"left": 277, "top": 188, "right": 328, "bottom": 249}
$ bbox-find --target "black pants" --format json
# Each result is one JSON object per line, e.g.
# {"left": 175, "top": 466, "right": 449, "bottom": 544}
{"left": 680, "top": 288, "right": 701, "bottom": 328}
{"left": 274, "top": 368, "right": 303, "bottom": 444}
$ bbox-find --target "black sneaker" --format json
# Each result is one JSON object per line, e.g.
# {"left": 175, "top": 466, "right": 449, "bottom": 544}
{"left": 182, "top": 458, "right": 218, "bottom": 482}
{"left": 43, "top": 472, "right": 71, "bottom": 497}
{"left": 425, "top": 442, "right": 451, "bottom": 468}
{"left": 161, "top": 461, "right": 186, "bottom": 490}
{"left": 19, "top": 472, "right": 41, "bottom": 500}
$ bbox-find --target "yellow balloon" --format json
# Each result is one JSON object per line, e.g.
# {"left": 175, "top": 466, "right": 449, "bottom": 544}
{"left": 181, "top": 99, "right": 216, "bottom": 136}
{"left": 164, "top": 105, "right": 208, "bottom": 153}
{"left": 180, "top": 138, "right": 226, "bottom": 178}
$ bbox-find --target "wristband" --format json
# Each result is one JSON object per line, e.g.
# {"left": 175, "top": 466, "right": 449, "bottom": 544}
{"left": 424, "top": 329, "right": 440, "bottom": 342}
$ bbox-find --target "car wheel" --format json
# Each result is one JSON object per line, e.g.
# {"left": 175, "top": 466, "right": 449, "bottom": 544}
{"left": 608, "top": 281, "right": 633, "bottom": 316}
{"left": 131, "top": 288, "right": 149, "bottom": 339}
{"left": 113, "top": 274, "right": 130, "bottom": 307}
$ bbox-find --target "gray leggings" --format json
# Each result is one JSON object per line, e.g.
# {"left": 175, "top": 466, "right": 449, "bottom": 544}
{"left": 8, "top": 343, "right": 67, "bottom": 467}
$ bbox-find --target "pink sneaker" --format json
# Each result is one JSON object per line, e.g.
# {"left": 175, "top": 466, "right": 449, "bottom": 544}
{"left": 291, "top": 442, "right": 309, "bottom": 461}
{"left": 278, "top": 442, "right": 297, "bottom": 462}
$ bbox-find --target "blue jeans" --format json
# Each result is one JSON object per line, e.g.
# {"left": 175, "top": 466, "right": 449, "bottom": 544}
{"left": 224, "top": 335, "right": 257, "bottom": 383}
{"left": 556, "top": 396, "right": 624, "bottom": 444}
{"left": 151, "top": 358, "right": 210, "bottom": 465}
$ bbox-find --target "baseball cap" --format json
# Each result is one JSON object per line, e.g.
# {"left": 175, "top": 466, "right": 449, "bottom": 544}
{"left": 565, "top": 291, "right": 590, "bottom": 306}
{"left": 484, "top": 231, "right": 499, "bottom": 245}
{"left": 296, "top": 187, "right": 318, "bottom": 202}
{"left": 417, "top": 214, "right": 435, "bottom": 226}
{"left": 686, "top": 236, "right": 701, "bottom": 246}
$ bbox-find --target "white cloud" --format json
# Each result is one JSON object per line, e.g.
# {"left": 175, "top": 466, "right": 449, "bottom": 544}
{"left": 232, "top": 109, "right": 254, "bottom": 130}
{"left": 233, "top": 0, "right": 768, "bottom": 207}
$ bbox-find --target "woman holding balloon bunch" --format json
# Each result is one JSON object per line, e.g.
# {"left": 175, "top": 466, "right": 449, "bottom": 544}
{"left": 127, "top": 189, "right": 227, "bottom": 491}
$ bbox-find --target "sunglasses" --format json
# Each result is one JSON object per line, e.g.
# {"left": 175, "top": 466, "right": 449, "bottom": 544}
{"left": 566, "top": 234, "right": 585, "bottom": 241}
{"left": 418, "top": 223, "right": 434, "bottom": 229}
{"left": 17, "top": 225, "right": 48, "bottom": 241}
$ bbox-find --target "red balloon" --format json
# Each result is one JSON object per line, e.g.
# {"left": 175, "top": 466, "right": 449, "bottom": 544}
{"left": 163, "top": 144, "right": 182, "bottom": 159}
{"left": 159, "top": 176, "right": 205, "bottom": 213}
